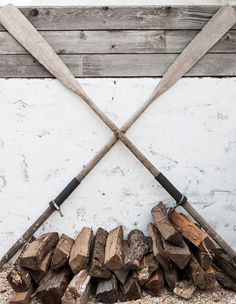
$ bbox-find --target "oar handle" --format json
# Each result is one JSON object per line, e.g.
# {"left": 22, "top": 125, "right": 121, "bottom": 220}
{"left": 155, "top": 172, "right": 187, "bottom": 205}
{"left": 49, "top": 177, "right": 81, "bottom": 216}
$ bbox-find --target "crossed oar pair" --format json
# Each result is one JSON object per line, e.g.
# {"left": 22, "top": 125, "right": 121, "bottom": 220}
{"left": 0, "top": 4, "right": 235, "bottom": 269}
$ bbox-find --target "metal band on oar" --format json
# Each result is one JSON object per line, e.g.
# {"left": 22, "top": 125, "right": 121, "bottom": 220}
{"left": 0, "top": 4, "right": 235, "bottom": 269}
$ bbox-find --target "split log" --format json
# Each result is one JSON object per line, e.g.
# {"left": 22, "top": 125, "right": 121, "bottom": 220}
{"left": 7, "top": 264, "right": 31, "bottom": 292}
{"left": 137, "top": 254, "right": 159, "bottom": 286}
{"left": 89, "top": 228, "right": 111, "bottom": 278}
{"left": 104, "top": 226, "right": 123, "bottom": 270}
{"left": 51, "top": 233, "right": 74, "bottom": 270}
{"left": 113, "top": 240, "right": 129, "bottom": 284}
{"left": 7, "top": 237, "right": 36, "bottom": 291}
{"left": 96, "top": 275, "right": 118, "bottom": 303}
{"left": 124, "top": 229, "right": 149, "bottom": 270}
{"left": 213, "top": 249, "right": 236, "bottom": 281}
{"left": 195, "top": 249, "right": 212, "bottom": 270}
{"left": 173, "top": 280, "right": 196, "bottom": 299}
{"left": 214, "top": 270, "right": 236, "bottom": 292}
{"left": 69, "top": 227, "right": 93, "bottom": 274}
{"left": 169, "top": 210, "right": 214, "bottom": 250}
{"left": 144, "top": 269, "right": 164, "bottom": 296}
{"left": 163, "top": 238, "right": 191, "bottom": 269}
{"left": 147, "top": 223, "right": 178, "bottom": 290}
{"left": 61, "top": 269, "right": 91, "bottom": 304}
{"left": 200, "top": 266, "right": 216, "bottom": 290}
{"left": 34, "top": 267, "right": 72, "bottom": 304}
{"left": 185, "top": 255, "right": 206, "bottom": 287}
{"left": 151, "top": 202, "right": 183, "bottom": 246}
{"left": 20, "top": 232, "right": 59, "bottom": 270}
{"left": 30, "top": 249, "right": 54, "bottom": 283}
{"left": 8, "top": 287, "right": 33, "bottom": 304}
{"left": 123, "top": 272, "right": 142, "bottom": 301}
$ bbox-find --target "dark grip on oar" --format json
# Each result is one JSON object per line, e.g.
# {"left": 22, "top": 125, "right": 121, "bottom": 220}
{"left": 49, "top": 177, "right": 80, "bottom": 208}
{"left": 155, "top": 173, "right": 187, "bottom": 205}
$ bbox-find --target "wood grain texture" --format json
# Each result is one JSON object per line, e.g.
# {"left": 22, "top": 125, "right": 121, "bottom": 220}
{"left": 0, "top": 53, "right": 235, "bottom": 78}
{"left": 0, "top": 30, "right": 235, "bottom": 55}
{"left": 0, "top": 6, "right": 235, "bottom": 31}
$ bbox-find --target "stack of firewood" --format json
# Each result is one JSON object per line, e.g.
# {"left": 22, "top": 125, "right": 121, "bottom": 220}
{"left": 7, "top": 202, "right": 236, "bottom": 304}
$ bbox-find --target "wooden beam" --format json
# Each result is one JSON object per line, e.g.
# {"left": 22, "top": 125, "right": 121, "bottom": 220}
{"left": 0, "top": 6, "right": 234, "bottom": 31}
{"left": 51, "top": 233, "right": 74, "bottom": 270}
{"left": 104, "top": 226, "right": 123, "bottom": 270}
{"left": 0, "top": 30, "right": 235, "bottom": 55}
{"left": 69, "top": 227, "right": 93, "bottom": 274}
{"left": 20, "top": 232, "right": 58, "bottom": 270}
{"left": 151, "top": 202, "right": 183, "bottom": 245}
{"left": 0, "top": 53, "right": 235, "bottom": 78}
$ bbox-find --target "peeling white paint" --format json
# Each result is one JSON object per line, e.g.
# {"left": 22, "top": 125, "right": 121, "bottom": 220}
{"left": 0, "top": 77, "right": 235, "bottom": 258}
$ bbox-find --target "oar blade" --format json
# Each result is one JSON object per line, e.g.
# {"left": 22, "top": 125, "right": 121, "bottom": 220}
{"left": 0, "top": 4, "right": 86, "bottom": 98}
{"left": 149, "top": 5, "right": 236, "bottom": 101}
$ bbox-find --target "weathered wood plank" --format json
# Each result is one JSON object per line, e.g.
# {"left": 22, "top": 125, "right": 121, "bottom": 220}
{"left": 0, "top": 30, "right": 235, "bottom": 55}
{"left": 0, "top": 6, "right": 235, "bottom": 31}
{"left": 0, "top": 53, "right": 235, "bottom": 78}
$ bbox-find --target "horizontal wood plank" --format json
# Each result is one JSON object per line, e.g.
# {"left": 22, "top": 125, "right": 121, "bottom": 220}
{"left": 0, "top": 54, "right": 235, "bottom": 78}
{"left": 0, "top": 6, "right": 235, "bottom": 31}
{"left": 1, "top": 30, "right": 235, "bottom": 55}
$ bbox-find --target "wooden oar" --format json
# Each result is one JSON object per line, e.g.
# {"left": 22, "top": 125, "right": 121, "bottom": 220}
{"left": 0, "top": 5, "right": 235, "bottom": 269}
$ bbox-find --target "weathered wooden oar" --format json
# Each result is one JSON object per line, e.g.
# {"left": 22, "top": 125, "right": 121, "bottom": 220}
{"left": 0, "top": 5, "right": 235, "bottom": 269}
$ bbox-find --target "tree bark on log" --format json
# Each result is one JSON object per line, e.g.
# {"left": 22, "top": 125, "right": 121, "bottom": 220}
{"left": 51, "top": 234, "right": 74, "bottom": 270}
{"left": 151, "top": 202, "right": 183, "bottom": 246}
{"left": 104, "top": 226, "right": 123, "bottom": 270}
{"left": 69, "top": 227, "right": 93, "bottom": 274}
{"left": 34, "top": 267, "right": 72, "bottom": 304}
{"left": 124, "top": 229, "right": 149, "bottom": 270}
{"left": 61, "top": 269, "right": 91, "bottom": 304}
{"left": 96, "top": 275, "right": 118, "bottom": 303}
{"left": 20, "top": 233, "right": 59, "bottom": 271}
{"left": 89, "top": 228, "right": 111, "bottom": 278}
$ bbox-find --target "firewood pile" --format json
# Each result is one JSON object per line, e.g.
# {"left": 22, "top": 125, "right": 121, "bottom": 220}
{"left": 7, "top": 202, "right": 236, "bottom": 304}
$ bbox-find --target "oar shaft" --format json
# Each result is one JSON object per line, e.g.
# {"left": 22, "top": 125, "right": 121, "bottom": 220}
{"left": 0, "top": 207, "right": 53, "bottom": 269}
